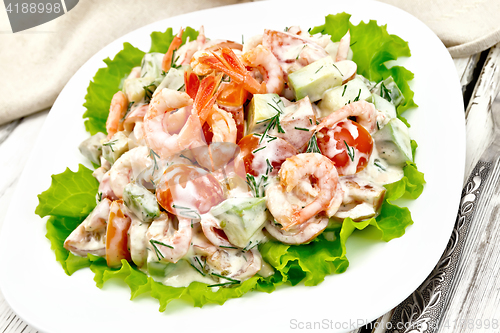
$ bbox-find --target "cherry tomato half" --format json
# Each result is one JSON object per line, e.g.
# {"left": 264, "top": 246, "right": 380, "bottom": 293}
{"left": 237, "top": 134, "right": 298, "bottom": 177}
{"left": 317, "top": 119, "right": 373, "bottom": 176}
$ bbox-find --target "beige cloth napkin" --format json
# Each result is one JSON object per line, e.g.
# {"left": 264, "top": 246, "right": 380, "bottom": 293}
{"left": 0, "top": 0, "right": 499, "bottom": 125}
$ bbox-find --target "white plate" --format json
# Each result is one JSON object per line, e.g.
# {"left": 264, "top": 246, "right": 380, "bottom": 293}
{"left": 0, "top": 0, "right": 464, "bottom": 332}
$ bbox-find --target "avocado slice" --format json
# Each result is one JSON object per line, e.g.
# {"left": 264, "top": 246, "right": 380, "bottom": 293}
{"left": 102, "top": 131, "right": 129, "bottom": 165}
{"left": 317, "top": 77, "right": 372, "bottom": 117}
{"left": 78, "top": 132, "right": 106, "bottom": 166}
{"left": 247, "top": 93, "right": 285, "bottom": 133}
{"left": 140, "top": 52, "right": 164, "bottom": 79}
{"left": 370, "top": 93, "right": 397, "bottom": 120}
{"left": 210, "top": 197, "right": 267, "bottom": 248}
{"left": 371, "top": 76, "right": 405, "bottom": 107}
{"left": 373, "top": 118, "right": 412, "bottom": 166}
{"left": 288, "top": 56, "right": 343, "bottom": 102}
{"left": 123, "top": 183, "right": 160, "bottom": 223}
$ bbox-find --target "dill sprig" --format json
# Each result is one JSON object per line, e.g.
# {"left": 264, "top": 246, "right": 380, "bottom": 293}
{"left": 374, "top": 159, "right": 386, "bottom": 171}
{"left": 252, "top": 146, "right": 266, "bottom": 154}
{"left": 332, "top": 63, "right": 343, "bottom": 76}
{"left": 148, "top": 148, "right": 160, "bottom": 176}
{"left": 306, "top": 135, "right": 321, "bottom": 154}
{"left": 246, "top": 173, "right": 268, "bottom": 198}
{"left": 172, "top": 204, "right": 201, "bottom": 219}
{"left": 211, "top": 273, "right": 240, "bottom": 283}
{"left": 352, "top": 89, "right": 362, "bottom": 102}
{"left": 259, "top": 113, "right": 285, "bottom": 144}
{"left": 344, "top": 140, "right": 355, "bottom": 161}
{"left": 265, "top": 158, "right": 273, "bottom": 175}
{"left": 102, "top": 139, "right": 118, "bottom": 152}
{"left": 143, "top": 83, "right": 156, "bottom": 103}
{"left": 380, "top": 82, "right": 392, "bottom": 102}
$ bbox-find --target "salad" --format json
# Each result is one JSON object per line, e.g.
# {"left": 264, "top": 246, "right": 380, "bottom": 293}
{"left": 36, "top": 13, "right": 424, "bottom": 310}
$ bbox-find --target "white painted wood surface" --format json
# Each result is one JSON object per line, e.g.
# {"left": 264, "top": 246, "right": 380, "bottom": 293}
{"left": 0, "top": 48, "right": 497, "bottom": 333}
{"left": 438, "top": 44, "right": 500, "bottom": 333}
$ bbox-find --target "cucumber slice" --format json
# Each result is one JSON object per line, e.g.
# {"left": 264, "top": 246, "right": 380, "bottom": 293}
{"left": 317, "top": 77, "right": 372, "bottom": 117}
{"left": 373, "top": 118, "right": 412, "bottom": 166}
{"left": 288, "top": 56, "right": 343, "bottom": 102}
{"left": 246, "top": 93, "right": 284, "bottom": 133}
{"left": 123, "top": 183, "right": 160, "bottom": 223}
{"left": 140, "top": 52, "right": 164, "bottom": 79}
{"left": 371, "top": 76, "right": 405, "bottom": 107}
{"left": 371, "top": 93, "right": 397, "bottom": 120}
{"left": 78, "top": 132, "right": 106, "bottom": 165}
{"left": 156, "top": 67, "right": 185, "bottom": 92}
{"left": 102, "top": 132, "right": 129, "bottom": 165}
{"left": 211, "top": 197, "right": 267, "bottom": 248}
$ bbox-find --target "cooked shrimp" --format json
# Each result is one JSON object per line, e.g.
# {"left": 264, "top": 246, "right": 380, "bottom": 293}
{"left": 191, "top": 50, "right": 215, "bottom": 76}
{"left": 242, "top": 45, "right": 284, "bottom": 94}
{"left": 200, "top": 215, "right": 233, "bottom": 247}
{"left": 271, "top": 153, "right": 343, "bottom": 230}
{"left": 242, "top": 34, "right": 263, "bottom": 53}
{"left": 174, "top": 26, "right": 206, "bottom": 66}
{"left": 336, "top": 30, "right": 350, "bottom": 62}
{"left": 108, "top": 146, "right": 153, "bottom": 198}
{"left": 162, "top": 27, "right": 183, "bottom": 72}
{"left": 143, "top": 88, "right": 203, "bottom": 158}
{"left": 205, "top": 106, "right": 237, "bottom": 143}
{"left": 192, "top": 141, "right": 240, "bottom": 172}
{"left": 123, "top": 103, "right": 148, "bottom": 132}
{"left": 316, "top": 100, "right": 383, "bottom": 134}
{"left": 262, "top": 29, "right": 328, "bottom": 70}
{"left": 192, "top": 228, "right": 262, "bottom": 280}
{"left": 106, "top": 91, "right": 128, "bottom": 139}
{"left": 145, "top": 88, "right": 193, "bottom": 121}
{"left": 265, "top": 215, "right": 329, "bottom": 245}
{"left": 146, "top": 212, "right": 192, "bottom": 263}
{"left": 127, "top": 67, "right": 141, "bottom": 79}
{"left": 192, "top": 47, "right": 266, "bottom": 94}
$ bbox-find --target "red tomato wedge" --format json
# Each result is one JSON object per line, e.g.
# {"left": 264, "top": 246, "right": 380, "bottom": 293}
{"left": 106, "top": 200, "right": 132, "bottom": 268}
{"left": 317, "top": 119, "right": 373, "bottom": 176}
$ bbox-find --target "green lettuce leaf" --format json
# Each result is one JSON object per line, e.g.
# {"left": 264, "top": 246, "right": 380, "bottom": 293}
{"left": 310, "top": 12, "right": 418, "bottom": 115}
{"left": 83, "top": 43, "right": 146, "bottom": 135}
{"left": 38, "top": 18, "right": 425, "bottom": 311}
{"left": 149, "top": 26, "right": 199, "bottom": 53}
{"left": 36, "top": 164, "right": 98, "bottom": 219}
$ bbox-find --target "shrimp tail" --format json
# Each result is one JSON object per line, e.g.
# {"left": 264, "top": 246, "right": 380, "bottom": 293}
{"left": 162, "top": 27, "right": 184, "bottom": 72}
{"left": 194, "top": 73, "right": 223, "bottom": 123}
{"left": 184, "top": 68, "right": 200, "bottom": 100}
{"left": 198, "top": 48, "right": 266, "bottom": 94}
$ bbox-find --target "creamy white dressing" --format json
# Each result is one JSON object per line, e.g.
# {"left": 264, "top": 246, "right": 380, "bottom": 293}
{"left": 357, "top": 142, "right": 404, "bottom": 185}
{"left": 157, "top": 260, "right": 215, "bottom": 288}
{"left": 127, "top": 212, "right": 150, "bottom": 268}
{"left": 70, "top": 24, "right": 416, "bottom": 293}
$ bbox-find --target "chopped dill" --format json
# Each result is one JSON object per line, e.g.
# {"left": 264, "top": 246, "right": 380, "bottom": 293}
{"left": 344, "top": 140, "right": 355, "bottom": 161}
